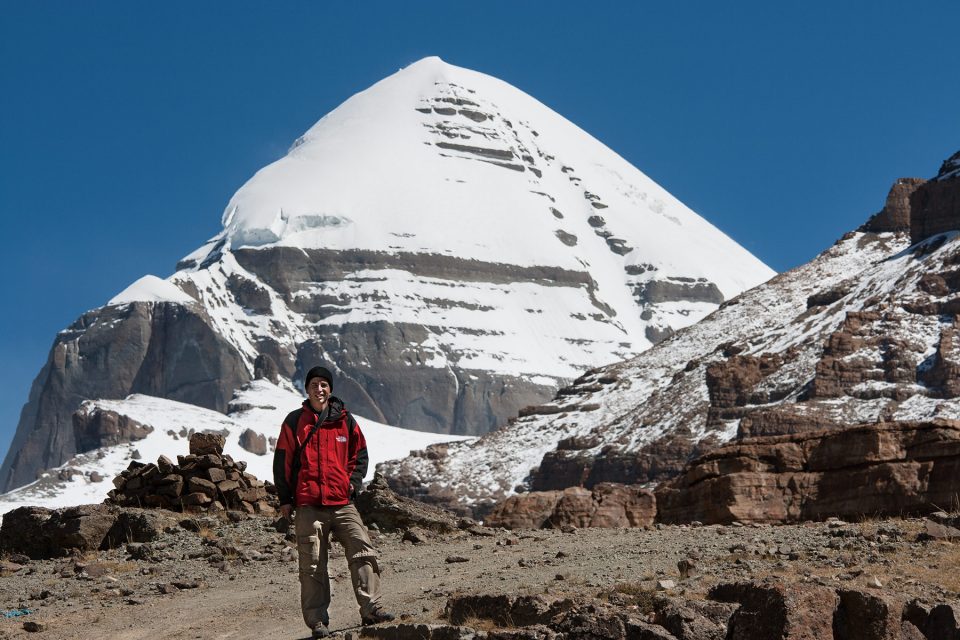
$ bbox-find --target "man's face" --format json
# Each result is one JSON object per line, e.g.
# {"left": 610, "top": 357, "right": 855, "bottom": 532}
{"left": 307, "top": 378, "right": 331, "bottom": 408}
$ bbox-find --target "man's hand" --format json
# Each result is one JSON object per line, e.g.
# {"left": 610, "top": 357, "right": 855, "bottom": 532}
{"left": 280, "top": 504, "right": 293, "bottom": 521}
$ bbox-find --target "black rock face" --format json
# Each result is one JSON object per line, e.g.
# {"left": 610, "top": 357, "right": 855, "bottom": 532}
{"left": 0, "top": 301, "right": 250, "bottom": 492}
{"left": 296, "top": 324, "right": 556, "bottom": 436}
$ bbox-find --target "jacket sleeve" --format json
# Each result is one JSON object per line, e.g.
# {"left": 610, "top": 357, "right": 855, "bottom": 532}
{"left": 273, "top": 414, "right": 298, "bottom": 507}
{"left": 347, "top": 413, "right": 368, "bottom": 496}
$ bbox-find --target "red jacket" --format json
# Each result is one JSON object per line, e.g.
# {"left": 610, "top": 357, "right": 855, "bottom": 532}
{"left": 272, "top": 397, "right": 368, "bottom": 507}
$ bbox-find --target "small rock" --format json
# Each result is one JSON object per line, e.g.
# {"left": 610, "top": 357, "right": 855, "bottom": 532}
{"left": 919, "top": 520, "right": 960, "bottom": 541}
{"left": 867, "top": 576, "right": 883, "bottom": 588}
{"left": 402, "top": 528, "right": 426, "bottom": 545}
{"left": 172, "top": 580, "right": 203, "bottom": 590}
{"left": 126, "top": 543, "right": 153, "bottom": 560}
{"left": 445, "top": 556, "right": 469, "bottom": 564}
{"left": 657, "top": 579, "right": 676, "bottom": 590}
{"left": 678, "top": 558, "right": 697, "bottom": 579}
{"left": 23, "top": 621, "right": 46, "bottom": 632}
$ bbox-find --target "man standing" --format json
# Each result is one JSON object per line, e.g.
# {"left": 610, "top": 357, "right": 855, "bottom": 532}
{"left": 273, "top": 365, "right": 394, "bottom": 638}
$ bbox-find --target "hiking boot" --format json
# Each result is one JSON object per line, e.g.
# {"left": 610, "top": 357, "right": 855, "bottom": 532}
{"left": 311, "top": 621, "right": 330, "bottom": 638}
{"left": 361, "top": 608, "right": 395, "bottom": 625}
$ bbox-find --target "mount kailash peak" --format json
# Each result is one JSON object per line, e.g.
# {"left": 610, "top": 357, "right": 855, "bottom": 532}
{"left": 0, "top": 56, "right": 772, "bottom": 497}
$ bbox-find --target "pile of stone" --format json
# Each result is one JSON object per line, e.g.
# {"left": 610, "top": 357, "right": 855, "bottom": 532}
{"left": 106, "top": 432, "right": 277, "bottom": 516}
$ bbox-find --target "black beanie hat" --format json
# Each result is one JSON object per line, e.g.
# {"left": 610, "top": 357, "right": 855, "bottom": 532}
{"left": 304, "top": 366, "right": 334, "bottom": 391}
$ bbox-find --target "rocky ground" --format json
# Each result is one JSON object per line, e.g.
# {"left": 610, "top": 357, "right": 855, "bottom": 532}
{"left": 0, "top": 510, "right": 957, "bottom": 639}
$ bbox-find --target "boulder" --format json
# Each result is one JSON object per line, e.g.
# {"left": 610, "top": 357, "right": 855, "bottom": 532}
{"left": 709, "top": 580, "right": 838, "bottom": 640}
{"left": 486, "top": 483, "right": 655, "bottom": 530}
{"left": 445, "top": 594, "right": 567, "bottom": 627}
{"left": 656, "top": 419, "right": 960, "bottom": 524}
{"left": 238, "top": 428, "right": 267, "bottom": 456}
{"left": 653, "top": 596, "right": 732, "bottom": 640}
{"left": 189, "top": 432, "right": 225, "bottom": 456}
{"left": 45, "top": 504, "right": 118, "bottom": 554}
{"left": 0, "top": 504, "right": 118, "bottom": 558}
{"left": 355, "top": 472, "right": 459, "bottom": 533}
{"left": 105, "top": 509, "right": 174, "bottom": 547}
{"left": 486, "top": 491, "right": 563, "bottom": 529}
{"left": 0, "top": 506, "right": 55, "bottom": 559}
{"left": 833, "top": 590, "right": 902, "bottom": 640}
{"left": 73, "top": 407, "right": 153, "bottom": 452}
{"left": 359, "top": 624, "right": 485, "bottom": 639}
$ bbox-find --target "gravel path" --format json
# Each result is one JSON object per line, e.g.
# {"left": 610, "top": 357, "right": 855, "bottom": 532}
{"left": 0, "top": 515, "right": 955, "bottom": 638}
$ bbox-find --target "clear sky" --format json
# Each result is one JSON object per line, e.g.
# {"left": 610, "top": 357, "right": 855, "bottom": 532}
{"left": 1, "top": 2, "right": 958, "bottom": 461}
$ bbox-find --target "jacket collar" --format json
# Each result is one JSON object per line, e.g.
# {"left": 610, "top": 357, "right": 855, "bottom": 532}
{"left": 301, "top": 396, "right": 345, "bottom": 422}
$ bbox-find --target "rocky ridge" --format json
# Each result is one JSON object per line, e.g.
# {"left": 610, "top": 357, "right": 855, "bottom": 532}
{"left": 384, "top": 150, "right": 960, "bottom": 522}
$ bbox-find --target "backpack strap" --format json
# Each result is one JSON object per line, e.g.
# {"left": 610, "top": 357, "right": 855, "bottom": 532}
{"left": 287, "top": 408, "right": 327, "bottom": 501}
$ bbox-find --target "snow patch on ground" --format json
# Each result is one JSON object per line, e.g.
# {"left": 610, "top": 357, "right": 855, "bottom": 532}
{"left": 0, "top": 381, "right": 472, "bottom": 516}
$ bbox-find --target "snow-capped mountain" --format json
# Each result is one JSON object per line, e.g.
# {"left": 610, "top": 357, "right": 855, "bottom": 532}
{"left": 383, "top": 152, "right": 960, "bottom": 516}
{"left": 1, "top": 56, "right": 772, "bottom": 493}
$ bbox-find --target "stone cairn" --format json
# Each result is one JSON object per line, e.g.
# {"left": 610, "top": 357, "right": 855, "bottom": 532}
{"left": 106, "top": 432, "right": 277, "bottom": 515}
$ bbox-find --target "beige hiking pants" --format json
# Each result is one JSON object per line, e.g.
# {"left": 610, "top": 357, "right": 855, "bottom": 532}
{"left": 294, "top": 503, "right": 382, "bottom": 628}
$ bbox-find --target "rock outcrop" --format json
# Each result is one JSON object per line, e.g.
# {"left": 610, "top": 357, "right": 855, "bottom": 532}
{"left": 73, "top": 407, "right": 154, "bottom": 452}
{"left": 655, "top": 420, "right": 960, "bottom": 524}
{"left": 385, "top": 150, "right": 960, "bottom": 521}
{"left": 354, "top": 472, "right": 461, "bottom": 533}
{"left": 862, "top": 178, "right": 925, "bottom": 233}
{"left": 0, "top": 504, "right": 174, "bottom": 559}
{"left": 911, "top": 150, "right": 960, "bottom": 244}
{"left": 413, "top": 584, "right": 959, "bottom": 640}
{"left": 485, "top": 484, "right": 655, "bottom": 529}
{"left": 238, "top": 428, "right": 268, "bottom": 456}
{"left": 0, "top": 301, "right": 250, "bottom": 492}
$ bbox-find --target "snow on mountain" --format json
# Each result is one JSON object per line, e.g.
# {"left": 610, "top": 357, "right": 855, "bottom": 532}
{"left": 109, "top": 275, "right": 196, "bottom": 305}
{"left": 1, "top": 56, "right": 773, "bottom": 494}
{"left": 170, "top": 55, "right": 772, "bottom": 425}
{"left": 222, "top": 56, "right": 767, "bottom": 289}
{"left": 382, "top": 228, "right": 919, "bottom": 513}
{"left": 0, "top": 380, "right": 471, "bottom": 516}
{"left": 212, "top": 56, "right": 771, "bottom": 359}
{"left": 383, "top": 152, "right": 960, "bottom": 516}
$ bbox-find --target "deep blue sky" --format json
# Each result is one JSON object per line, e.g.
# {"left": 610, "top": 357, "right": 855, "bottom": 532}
{"left": 2, "top": 2, "right": 958, "bottom": 461}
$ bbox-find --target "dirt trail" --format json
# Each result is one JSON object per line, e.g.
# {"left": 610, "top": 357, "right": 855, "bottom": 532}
{"left": 0, "top": 517, "right": 955, "bottom": 639}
